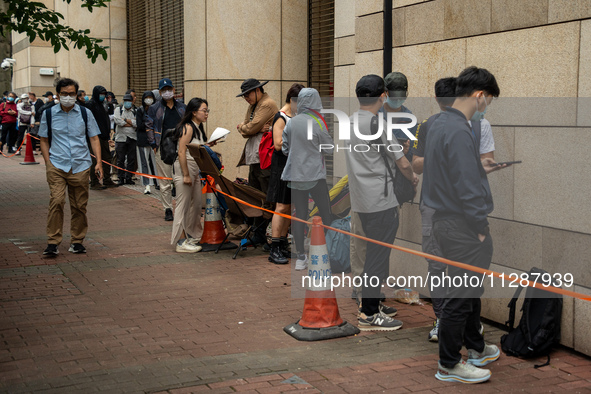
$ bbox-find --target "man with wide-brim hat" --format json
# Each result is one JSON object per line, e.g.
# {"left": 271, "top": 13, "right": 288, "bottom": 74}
{"left": 236, "top": 78, "right": 278, "bottom": 244}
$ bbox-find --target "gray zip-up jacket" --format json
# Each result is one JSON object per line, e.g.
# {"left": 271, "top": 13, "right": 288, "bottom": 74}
{"left": 281, "top": 88, "right": 334, "bottom": 182}
{"left": 422, "top": 107, "right": 493, "bottom": 234}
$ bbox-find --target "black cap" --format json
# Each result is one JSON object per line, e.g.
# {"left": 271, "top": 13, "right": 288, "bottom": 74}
{"left": 44, "top": 91, "right": 53, "bottom": 97}
{"left": 123, "top": 93, "right": 133, "bottom": 101}
{"left": 236, "top": 79, "right": 269, "bottom": 97}
{"left": 385, "top": 72, "right": 408, "bottom": 97}
{"left": 355, "top": 74, "right": 386, "bottom": 98}
{"left": 159, "top": 78, "right": 173, "bottom": 90}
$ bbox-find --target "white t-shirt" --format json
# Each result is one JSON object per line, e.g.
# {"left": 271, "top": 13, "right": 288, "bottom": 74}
{"left": 468, "top": 118, "right": 495, "bottom": 154}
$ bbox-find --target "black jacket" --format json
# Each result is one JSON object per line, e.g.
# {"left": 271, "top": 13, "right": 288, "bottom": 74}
{"left": 85, "top": 86, "right": 111, "bottom": 140}
{"left": 136, "top": 91, "right": 155, "bottom": 147}
{"left": 422, "top": 107, "right": 493, "bottom": 234}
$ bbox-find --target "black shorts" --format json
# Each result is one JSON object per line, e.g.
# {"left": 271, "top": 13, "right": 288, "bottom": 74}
{"left": 266, "top": 150, "right": 290, "bottom": 204}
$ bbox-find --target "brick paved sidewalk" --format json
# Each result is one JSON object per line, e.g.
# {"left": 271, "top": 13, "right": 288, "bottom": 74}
{"left": 1, "top": 156, "right": 591, "bottom": 393}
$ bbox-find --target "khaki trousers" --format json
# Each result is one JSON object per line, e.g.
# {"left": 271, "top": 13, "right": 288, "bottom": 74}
{"left": 46, "top": 163, "right": 91, "bottom": 245}
{"left": 155, "top": 153, "right": 173, "bottom": 210}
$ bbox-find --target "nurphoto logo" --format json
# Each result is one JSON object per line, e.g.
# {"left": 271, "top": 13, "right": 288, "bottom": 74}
{"left": 304, "top": 108, "right": 418, "bottom": 152}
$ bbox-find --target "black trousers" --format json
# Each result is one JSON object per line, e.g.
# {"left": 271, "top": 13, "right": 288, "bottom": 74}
{"left": 292, "top": 179, "right": 333, "bottom": 255}
{"left": 90, "top": 138, "right": 112, "bottom": 185}
{"left": 1, "top": 123, "right": 17, "bottom": 152}
{"left": 433, "top": 217, "right": 493, "bottom": 368}
{"left": 115, "top": 137, "right": 137, "bottom": 182}
{"left": 248, "top": 164, "right": 272, "bottom": 237}
{"left": 16, "top": 125, "right": 28, "bottom": 152}
{"left": 358, "top": 207, "right": 399, "bottom": 316}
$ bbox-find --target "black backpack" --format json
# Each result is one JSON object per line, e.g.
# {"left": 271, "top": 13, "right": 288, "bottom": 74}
{"left": 160, "top": 128, "right": 177, "bottom": 165}
{"left": 500, "top": 267, "right": 563, "bottom": 368}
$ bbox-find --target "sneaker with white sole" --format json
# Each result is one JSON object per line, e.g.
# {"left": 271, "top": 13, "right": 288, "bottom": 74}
{"left": 435, "top": 359, "right": 491, "bottom": 384}
{"left": 357, "top": 301, "right": 397, "bottom": 317}
{"left": 295, "top": 254, "right": 308, "bottom": 271}
{"left": 144, "top": 185, "right": 151, "bottom": 194}
{"left": 429, "top": 318, "right": 440, "bottom": 342}
{"left": 68, "top": 243, "right": 86, "bottom": 254}
{"left": 358, "top": 311, "right": 403, "bottom": 331}
{"left": 467, "top": 344, "right": 500, "bottom": 367}
{"left": 479, "top": 322, "right": 484, "bottom": 336}
{"left": 176, "top": 240, "right": 202, "bottom": 253}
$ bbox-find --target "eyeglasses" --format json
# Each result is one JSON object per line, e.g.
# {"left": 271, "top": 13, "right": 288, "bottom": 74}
{"left": 198, "top": 109, "right": 210, "bottom": 113}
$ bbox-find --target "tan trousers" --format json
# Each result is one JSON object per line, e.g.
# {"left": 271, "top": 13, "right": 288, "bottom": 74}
{"left": 171, "top": 158, "right": 203, "bottom": 245}
{"left": 155, "top": 153, "right": 173, "bottom": 210}
{"left": 46, "top": 163, "right": 91, "bottom": 245}
{"left": 350, "top": 211, "right": 367, "bottom": 291}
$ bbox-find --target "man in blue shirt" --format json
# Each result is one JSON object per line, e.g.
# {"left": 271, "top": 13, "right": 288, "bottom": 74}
{"left": 39, "top": 78, "right": 103, "bottom": 257}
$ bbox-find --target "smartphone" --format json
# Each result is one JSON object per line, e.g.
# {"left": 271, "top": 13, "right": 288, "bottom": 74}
{"left": 492, "top": 160, "right": 522, "bottom": 166}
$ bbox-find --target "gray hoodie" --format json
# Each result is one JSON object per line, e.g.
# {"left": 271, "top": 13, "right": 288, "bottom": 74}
{"left": 281, "top": 88, "right": 334, "bottom": 182}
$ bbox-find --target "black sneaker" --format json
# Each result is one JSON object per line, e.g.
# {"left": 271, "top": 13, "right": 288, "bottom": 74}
{"left": 164, "top": 208, "right": 174, "bottom": 221}
{"left": 43, "top": 244, "right": 59, "bottom": 257}
{"left": 155, "top": 184, "right": 160, "bottom": 190}
{"left": 268, "top": 246, "right": 288, "bottom": 264}
{"left": 68, "top": 243, "right": 86, "bottom": 254}
{"left": 358, "top": 311, "right": 403, "bottom": 331}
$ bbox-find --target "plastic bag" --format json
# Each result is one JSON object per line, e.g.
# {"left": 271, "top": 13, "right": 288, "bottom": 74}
{"left": 393, "top": 288, "right": 423, "bottom": 305}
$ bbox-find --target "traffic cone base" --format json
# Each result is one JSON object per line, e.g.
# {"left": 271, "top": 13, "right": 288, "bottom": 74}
{"left": 199, "top": 178, "right": 237, "bottom": 251}
{"left": 20, "top": 134, "right": 39, "bottom": 165}
{"left": 284, "top": 216, "right": 360, "bottom": 341}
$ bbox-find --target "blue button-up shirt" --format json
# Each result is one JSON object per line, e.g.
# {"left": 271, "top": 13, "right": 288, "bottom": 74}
{"left": 39, "top": 104, "right": 101, "bottom": 174}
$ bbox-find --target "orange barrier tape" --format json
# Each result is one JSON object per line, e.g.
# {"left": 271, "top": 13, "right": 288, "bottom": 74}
{"left": 29, "top": 134, "right": 173, "bottom": 180}
{"left": 0, "top": 133, "right": 27, "bottom": 158}
{"left": 204, "top": 178, "right": 591, "bottom": 303}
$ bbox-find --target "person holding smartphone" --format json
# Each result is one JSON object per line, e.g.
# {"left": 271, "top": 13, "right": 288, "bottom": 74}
{"left": 38, "top": 78, "right": 103, "bottom": 257}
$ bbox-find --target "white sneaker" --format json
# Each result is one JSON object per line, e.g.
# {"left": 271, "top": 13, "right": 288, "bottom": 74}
{"left": 144, "top": 185, "right": 151, "bottom": 194}
{"left": 467, "top": 344, "right": 500, "bottom": 367}
{"left": 295, "top": 254, "right": 308, "bottom": 271}
{"left": 435, "top": 359, "right": 491, "bottom": 384}
{"left": 176, "top": 240, "right": 202, "bottom": 253}
{"left": 186, "top": 237, "right": 200, "bottom": 246}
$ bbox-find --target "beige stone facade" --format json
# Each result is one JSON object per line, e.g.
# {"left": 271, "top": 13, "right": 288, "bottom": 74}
{"left": 335, "top": 0, "right": 591, "bottom": 356}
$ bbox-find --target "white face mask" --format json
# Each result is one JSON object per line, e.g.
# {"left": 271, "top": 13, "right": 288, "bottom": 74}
{"left": 144, "top": 98, "right": 154, "bottom": 106}
{"left": 54, "top": 99, "right": 60, "bottom": 104}
{"left": 60, "top": 95, "right": 76, "bottom": 107}
{"left": 161, "top": 91, "right": 174, "bottom": 100}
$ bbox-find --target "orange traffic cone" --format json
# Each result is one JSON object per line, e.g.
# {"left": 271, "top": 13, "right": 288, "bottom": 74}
{"left": 199, "top": 178, "right": 237, "bottom": 252}
{"left": 284, "top": 216, "right": 359, "bottom": 341}
{"left": 19, "top": 134, "right": 39, "bottom": 165}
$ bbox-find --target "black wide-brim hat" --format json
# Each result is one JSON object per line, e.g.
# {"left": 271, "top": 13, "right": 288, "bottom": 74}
{"left": 236, "top": 79, "right": 269, "bottom": 97}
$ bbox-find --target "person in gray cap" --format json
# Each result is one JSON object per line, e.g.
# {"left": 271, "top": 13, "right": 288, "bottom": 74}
{"left": 345, "top": 74, "right": 418, "bottom": 332}
{"left": 114, "top": 93, "right": 138, "bottom": 185}
{"left": 146, "top": 78, "right": 186, "bottom": 221}
{"left": 236, "top": 78, "right": 279, "bottom": 244}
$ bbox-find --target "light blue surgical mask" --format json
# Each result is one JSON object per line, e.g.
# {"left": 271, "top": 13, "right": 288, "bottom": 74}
{"left": 7, "top": 97, "right": 14, "bottom": 102}
{"left": 386, "top": 97, "right": 405, "bottom": 109}
{"left": 123, "top": 101, "right": 132, "bottom": 109}
{"left": 84, "top": 96, "right": 89, "bottom": 102}
{"left": 471, "top": 95, "right": 488, "bottom": 122}
{"left": 99, "top": 94, "right": 106, "bottom": 102}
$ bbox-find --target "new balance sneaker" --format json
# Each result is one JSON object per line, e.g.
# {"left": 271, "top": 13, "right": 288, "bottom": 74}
{"left": 358, "top": 311, "right": 403, "bottom": 331}
{"left": 435, "top": 360, "right": 491, "bottom": 384}
{"left": 467, "top": 344, "right": 500, "bottom": 367}
{"left": 176, "top": 240, "right": 202, "bottom": 253}
{"left": 43, "top": 244, "right": 59, "bottom": 257}
{"left": 429, "top": 319, "right": 440, "bottom": 342}
{"left": 68, "top": 243, "right": 86, "bottom": 254}
{"left": 295, "top": 254, "right": 308, "bottom": 271}
{"left": 479, "top": 322, "right": 484, "bottom": 336}
{"left": 379, "top": 302, "right": 398, "bottom": 317}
